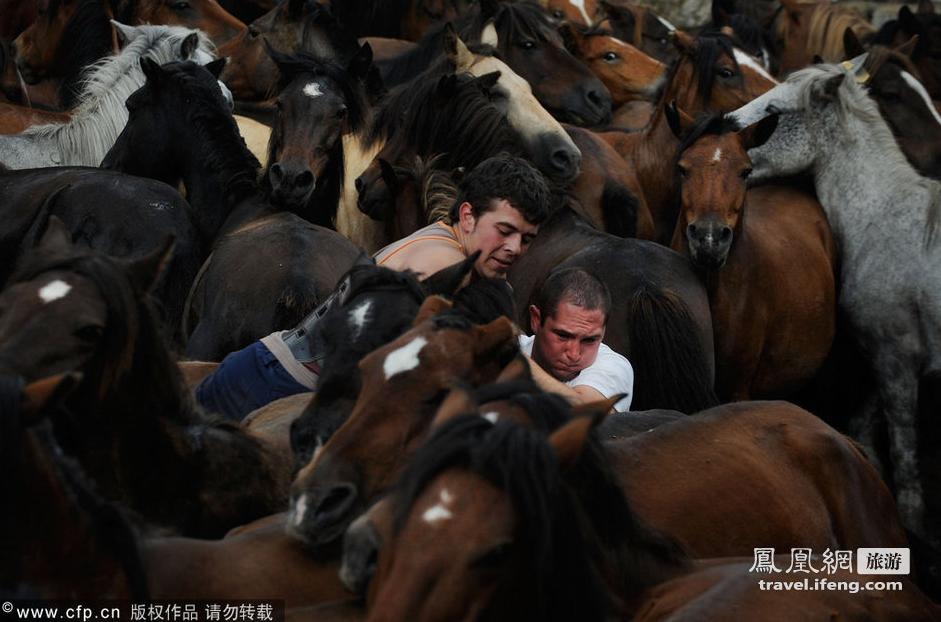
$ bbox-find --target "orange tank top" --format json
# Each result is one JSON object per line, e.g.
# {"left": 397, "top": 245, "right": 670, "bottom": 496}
{"left": 373, "top": 222, "right": 464, "bottom": 266}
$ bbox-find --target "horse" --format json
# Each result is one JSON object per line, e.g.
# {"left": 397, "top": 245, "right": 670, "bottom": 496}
{"left": 668, "top": 111, "right": 837, "bottom": 400}
{"left": 0, "top": 102, "right": 69, "bottom": 134}
{"left": 323, "top": 0, "right": 473, "bottom": 41}
{"left": 0, "top": 222, "right": 292, "bottom": 537}
{"left": 770, "top": 0, "right": 875, "bottom": 76}
{"left": 0, "top": 22, "right": 216, "bottom": 168}
{"left": 337, "top": 30, "right": 581, "bottom": 252}
{"left": 1, "top": 373, "right": 150, "bottom": 598}
{"left": 843, "top": 30, "right": 941, "bottom": 179}
{"left": 597, "top": 0, "right": 678, "bottom": 63}
{"left": 541, "top": 0, "right": 603, "bottom": 27}
{"left": 218, "top": 0, "right": 363, "bottom": 102}
{"left": 12, "top": 0, "right": 115, "bottom": 109}
{"left": 110, "top": 0, "right": 244, "bottom": 45}
{"left": 344, "top": 401, "right": 918, "bottom": 620}
{"left": 377, "top": 0, "right": 612, "bottom": 127}
{"left": 263, "top": 44, "right": 380, "bottom": 229}
{"left": 101, "top": 58, "right": 366, "bottom": 358}
{"left": 728, "top": 61, "right": 941, "bottom": 540}
{"left": 872, "top": 1, "right": 941, "bottom": 99}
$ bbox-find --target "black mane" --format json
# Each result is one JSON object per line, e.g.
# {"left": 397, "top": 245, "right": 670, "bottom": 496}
{"left": 52, "top": 0, "right": 113, "bottom": 108}
{"left": 676, "top": 112, "right": 739, "bottom": 156}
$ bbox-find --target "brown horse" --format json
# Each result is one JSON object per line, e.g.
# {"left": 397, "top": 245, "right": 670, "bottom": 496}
{"left": 0, "top": 221, "right": 292, "bottom": 537}
{"left": 598, "top": 0, "right": 678, "bottom": 63}
{"left": 668, "top": 112, "right": 837, "bottom": 400}
{"left": 873, "top": 1, "right": 941, "bottom": 99}
{"left": 0, "top": 102, "right": 69, "bottom": 133}
{"left": 771, "top": 0, "right": 874, "bottom": 76}
{"left": 111, "top": 0, "right": 244, "bottom": 45}
{"left": 2, "top": 373, "right": 149, "bottom": 598}
{"left": 540, "top": 0, "right": 603, "bottom": 27}
{"left": 844, "top": 29, "right": 941, "bottom": 179}
{"left": 344, "top": 400, "right": 914, "bottom": 620}
{"left": 598, "top": 30, "right": 776, "bottom": 243}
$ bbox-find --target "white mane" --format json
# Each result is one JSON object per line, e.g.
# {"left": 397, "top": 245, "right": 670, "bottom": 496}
{"left": 23, "top": 24, "right": 214, "bottom": 167}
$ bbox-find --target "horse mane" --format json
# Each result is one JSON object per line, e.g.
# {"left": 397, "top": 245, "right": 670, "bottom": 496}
{"left": 791, "top": 63, "right": 941, "bottom": 248}
{"left": 724, "top": 12, "right": 772, "bottom": 59}
{"left": 676, "top": 112, "right": 739, "bottom": 156}
{"left": 483, "top": 0, "right": 560, "bottom": 45}
{"left": 26, "top": 25, "right": 214, "bottom": 167}
{"left": 863, "top": 43, "right": 920, "bottom": 81}
{"left": 51, "top": 0, "right": 114, "bottom": 108}
{"left": 395, "top": 154, "right": 458, "bottom": 224}
{"left": 393, "top": 413, "right": 688, "bottom": 620}
{"left": 776, "top": 1, "right": 874, "bottom": 63}
{"left": 690, "top": 33, "right": 739, "bottom": 106}
{"left": 367, "top": 71, "right": 522, "bottom": 173}
{"left": 159, "top": 61, "right": 261, "bottom": 206}
{"left": 11, "top": 246, "right": 193, "bottom": 423}
{"left": 451, "top": 277, "right": 517, "bottom": 325}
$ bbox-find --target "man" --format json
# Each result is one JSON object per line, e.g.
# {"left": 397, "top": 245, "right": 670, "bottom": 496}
{"left": 374, "top": 153, "right": 549, "bottom": 279}
{"left": 196, "top": 154, "right": 552, "bottom": 420}
{"left": 520, "top": 268, "right": 634, "bottom": 411}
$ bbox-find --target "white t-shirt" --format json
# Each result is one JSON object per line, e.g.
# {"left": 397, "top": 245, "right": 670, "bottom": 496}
{"left": 518, "top": 334, "right": 634, "bottom": 411}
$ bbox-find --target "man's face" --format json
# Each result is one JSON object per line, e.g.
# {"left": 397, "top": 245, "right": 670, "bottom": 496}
{"left": 459, "top": 199, "right": 539, "bottom": 278}
{"left": 529, "top": 301, "right": 605, "bottom": 382}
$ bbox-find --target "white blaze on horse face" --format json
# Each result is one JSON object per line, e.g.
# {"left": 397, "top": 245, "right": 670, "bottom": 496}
{"left": 733, "top": 48, "right": 779, "bottom": 85}
{"left": 304, "top": 82, "right": 325, "bottom": 98}
{"left": 293, "top": 494, "right": 309, "bottom": 526}
{"left": 482, "top": 411, "right": 500, "bottom": 423}
{"left": 349, "top": 300, "right": 372, "bottom": 339}
{"left": 383, "top": 336, "right": 428, "bottom": 380}
{"left": 481, "top": 22, "right": 499, "bottom": 46}
{"left": 900, "top": 71, "right": 941, "bottom": 128}
{"left": 422, "top": 488, "right": 455, "bottom": 525}
{"left": 38, "top": 279, "right": 72, "bottom": 304}
{"left": 712, "top": 148, "right": 723, "bottom": 163}
{"left": 569, "top": 0, "right": 592, "bottom": 25}
{"left": 655, "top": 14, "right": 677, "bottom": 32}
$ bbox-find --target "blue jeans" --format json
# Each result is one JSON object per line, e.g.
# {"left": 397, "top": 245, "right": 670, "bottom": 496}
{"left": 195, "top": 340, "right": 310, "bottom": 421}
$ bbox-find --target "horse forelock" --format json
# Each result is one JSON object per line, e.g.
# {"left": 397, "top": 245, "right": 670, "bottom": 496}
{"left": 691, "top": 34, "right": 739, "bottom": 105}
{"left": 276, "top": 53, "right": 370, "bottom": 134}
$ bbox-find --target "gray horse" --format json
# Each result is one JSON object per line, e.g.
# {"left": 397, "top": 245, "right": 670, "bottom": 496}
{"left": 0, "top": 22, "right": 221, "bottom": 169}
{"left": 728, "top": 59, "right": 941, "bottom": 540}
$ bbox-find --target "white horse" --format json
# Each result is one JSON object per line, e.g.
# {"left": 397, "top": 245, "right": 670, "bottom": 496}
{"left": 727, "top": 59, "right": 941, "bottom": 539}
{"left": 0, "top": 21, "right": 218, "bottom": 169}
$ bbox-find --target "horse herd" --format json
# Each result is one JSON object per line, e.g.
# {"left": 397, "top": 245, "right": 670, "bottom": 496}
{"left": 1, "top": 0, "right": 941, "bottom": 619}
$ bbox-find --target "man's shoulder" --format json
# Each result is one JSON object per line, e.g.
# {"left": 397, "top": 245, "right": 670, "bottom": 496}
{"left": 382, "top": 239, "right": 466, "bottom": 278}
{"left": 579, "top": 342, "right": 634, "bottom": 381}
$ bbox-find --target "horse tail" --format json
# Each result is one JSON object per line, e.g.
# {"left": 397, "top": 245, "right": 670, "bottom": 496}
{"left": 601, "top": 181, "right": 639, "bottom": 238}
{"left": 628, "top": 282, "right": 717, "bottom": 413}
{"left": 273, "top": 277, "right": 322, "bottom": 330}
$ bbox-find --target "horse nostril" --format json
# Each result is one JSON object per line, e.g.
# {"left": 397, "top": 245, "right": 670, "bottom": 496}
{"left": 586, "top": 88, "right": 603, "bottom": 107}
{"left": 311, "top": 483, "right": 358, "bottom": 529}
{"left": 550, "top": 148, "right": 575, "bottom": 173}
{"left": 687, "top": 222, "right": 699, "bottom": 238}
{"left": 719, "top": 226, "right": 733, "bottom": 241}
{"left": 269, "top": 163, "right": 283, "bottom": 184}
{"left": 355, "top": 176, "right": 366, "bottom": 194}
{"left": 296, "top": 170, "right": 314, "bottom": 189}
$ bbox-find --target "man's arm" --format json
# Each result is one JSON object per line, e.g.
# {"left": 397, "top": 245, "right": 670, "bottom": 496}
{"left": 522, "top": 354, "right": 607, "bottom": 406}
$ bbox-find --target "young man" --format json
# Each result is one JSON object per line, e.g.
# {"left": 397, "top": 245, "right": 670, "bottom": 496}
{"left": 374, "top": 153, "right": 550, "bottom": 279}
{"left": 520, "top": 267, "right": 634, "bottom": 411}
{"left": 196, "top": 154, "right": 552, "bottom": 420}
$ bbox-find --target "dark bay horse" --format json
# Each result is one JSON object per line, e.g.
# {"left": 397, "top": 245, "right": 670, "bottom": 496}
{"left": 2, "top": 373, "right": 149, "bottom": 598}
{"left": 669, "top": 112, "right": 836, "bottom": 400}
{"left": 0, "top": 168, "right": 201, "bottom": 340}
{"left": 872, "top": 1, "right": 941, "bottom": 99}
{"left": 0, "top": 223, "right": 292, "bottom": 537}
{"left": 598, "top": 0, "right": 678, "bottom": 63}
{"left": 377, "top": 0, "right": 612, "bottom": 126}
{"left": 110, "top": 0, "right": 244, "bottom": 45}
{"left": 102, "top": 59, "right": 365, "bottom": 358}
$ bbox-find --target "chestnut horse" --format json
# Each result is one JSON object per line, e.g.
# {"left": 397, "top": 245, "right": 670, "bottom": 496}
{"left": 669, "top": 112, "right": 837, "bottom": 400}
{"left": 541, "top": 0, "right": 603, "bottom": 27}
{"left": 770, "top": 0, "right": 874, "bottom": 76}
{"left": 598, "top": 0, "right": 678, "bottom": 63}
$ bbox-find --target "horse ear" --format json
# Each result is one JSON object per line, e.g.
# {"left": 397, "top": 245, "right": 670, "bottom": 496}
{"left": 430, "top": 383, "right": 478, "bottom": 428}
{"left": 412, "top": 295, "right": 453, "bottom": 326}
{"left": 20, "top": 373, "right": 82, "bottom": 427}
{"left": 813, "top": 72, "right": 845, "bottom": 104}
{"left": 843, "top": 27, "right": 865, "bottom": 59}
{"left": 348, "top": 42, "right": 373, "bottom": 79}
{"left": 495, "top": 353, "right": 533, "bottom": 383}
{"left": 471, "top": 316, "right": 516, "bottom": 361}
{"left": 443, "top": 23, "right": 475, "bottom": 73}
{"left": 671, "top": 29, "right": 698, "bottom": 55}
{"left": 899, "top": 6, "right": 923, "bottom": 34}
{"left": 36, "top": 215, "right": 73, "bottom": 254}
{"left": 664, "top": 100, "right": 689, "bottom": 140}
{"left": 126, "top": 236, "right": 175, "bottom": 293}
{"left": 475, "top": 71, "right": 501, "bottom": 92}
{"left": 895, "top": 34, "right": 920, "bottom": 58}
{"left": 739, "top": 113, "right": 778, "bottom": 150}
{"left": 918, "top": 0, "right": 935, "bottom": 15}
{"left": 549, "top": 411, "right": 606, "bottom": 470}
{"left": 111, "top": 20, "right": 138, "bottom": 48}
{"left": 422, "top": 251, "right": 480, "bottom": 298}
{"left": 558, "top": 22, "right": 581, "bottom": 54}
{"left": 140, "top": 56, "right": 163, "bottom": 84}
{"left": 180, "top": 32, "right": 199, "bottom": 60}
{"left": 204, "top": 57, "right": 226, "bottom": 79}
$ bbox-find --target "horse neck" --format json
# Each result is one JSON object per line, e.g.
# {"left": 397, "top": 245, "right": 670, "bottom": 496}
{"left": 633, "top": 106, "right": 679, "bottom": 219}
{"left": 308, "top": 139, "right": 343, "bottom": 228}
{"left": 55, "top": 0, "right": 116, "bottom": 108}
{"left": 337, "top": 132, "right": 387, "bottom": 252}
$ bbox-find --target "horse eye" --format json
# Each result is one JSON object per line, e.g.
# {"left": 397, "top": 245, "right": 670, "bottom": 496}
{"left": 171, "top": 1, "right": 191, "bottom": 10}
{"left": 520, "top": 40, "right": 536, "bottom": 50}
{"left": 718, "top": 67, "right": 735, "bottom": 79}
{"left": 552, "top": 10, "right": 563, "bottom": 18}
{"left": 676, "top": 165, "right": 688, "bottom": 179}
{"left": 471, "top": 542, "right": 514, "bottom": 570}
{"left": 603, "top": 52, "right": 618, "bottom": 62}
{"left": 75, "top": 325, "right": 104, "bottom": 343}
{"left": 766, "top": 104, "right": 781, "bottom": 115}
{"left": 248, "top": 26, "right": 259, "bottom": 38}
{"left": 741, "top": 168, "right": 753, "bottom": 179}
{"left": 659, "top": 38, "right": 667, "bottom": 45}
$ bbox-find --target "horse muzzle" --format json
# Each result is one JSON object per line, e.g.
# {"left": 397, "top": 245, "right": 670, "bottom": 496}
{"left": 268, "top": 162, "right": 316, "bottom": 208}
{"left": 687, "top": 220, "right": 733, "bottom": 270}
{"left": 287, "top": 482, "right": 360, "bottom": 547}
